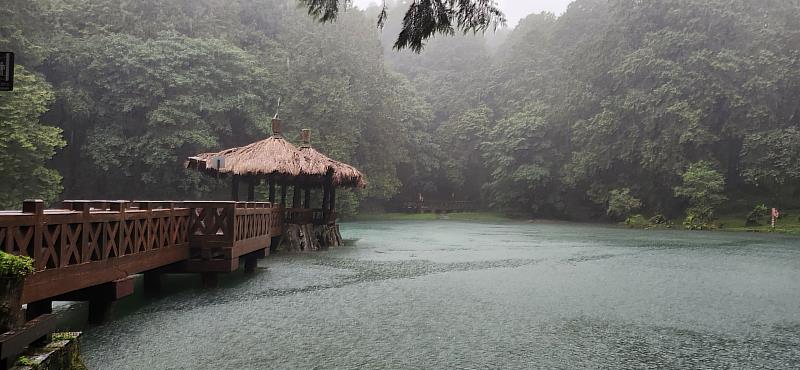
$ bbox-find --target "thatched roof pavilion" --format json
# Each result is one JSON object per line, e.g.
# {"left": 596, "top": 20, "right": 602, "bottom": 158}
{"left": 186, "top": 119, "right": 365, "bottom": 217}
{"left": 186, "top": 120, "right": 325, "bottom": 182}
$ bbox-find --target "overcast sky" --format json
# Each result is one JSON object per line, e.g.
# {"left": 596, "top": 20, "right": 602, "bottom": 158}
{"left": 352, "top": 0, "right": 573, "bottom": 27}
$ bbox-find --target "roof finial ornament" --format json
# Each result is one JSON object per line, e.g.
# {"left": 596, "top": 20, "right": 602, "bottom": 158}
{"left": 301, "top": 129, "right": 311, "bottom": 148}
{"left": 271, "top": 97, "right": 282, "bottom": 136}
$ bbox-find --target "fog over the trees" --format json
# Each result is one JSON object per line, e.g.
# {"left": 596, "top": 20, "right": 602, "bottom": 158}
{"left": 3, "top": 0, "right": 799, "bottom": 227}
{"left": 352, "top": 0, "right": 572, "bottom": 26}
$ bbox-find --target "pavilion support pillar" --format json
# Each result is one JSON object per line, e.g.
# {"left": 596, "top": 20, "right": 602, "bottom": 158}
{"left": 292, "top": 184, "right": 302, "bottom": 208}
{"left": 268, "top": 180, "right": 276, "bottom": 203}
{"left": 247, "top": 177, "right": 256, "bottom": 202}
{"left": 304, "top": 187, "right": 311, "bottom": 208}
{"left": 280, "top": 184, "right": 287, "bottom": 207}
{"left": 231, "top": 175, "right": 240, "bottom": 201}
{"left": 329, "top": 186, "right": 336, "bottom": 222}
{"left": 322, "top": 184, "right": 330, "bottom": 221}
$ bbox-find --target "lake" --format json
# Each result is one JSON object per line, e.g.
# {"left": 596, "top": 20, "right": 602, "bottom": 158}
{"left": 81, "top": 220, "right": 800, "bottom": 369}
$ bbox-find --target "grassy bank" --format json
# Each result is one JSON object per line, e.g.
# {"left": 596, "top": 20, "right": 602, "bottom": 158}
{"left": 717, "top": 209, "right": 800, "bottom": 235}
{"left": 346, "top": 212, "right": 513, "bottom": 223}
{"left": 346, "top": 210, "right": 800, "bottom": 236}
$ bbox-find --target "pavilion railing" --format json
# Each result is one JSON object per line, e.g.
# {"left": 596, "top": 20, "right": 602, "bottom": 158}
{"left": 233, "top": 202, "right": 278, "bottom": 242}
{"left": 284, "top": 208, "right": 334, "bottom": 225}
{"left": 185, "top": 201, "right": 279, "bottom": 261}
{"left": 284, "top": 208, "right": 313, "bottom": 225}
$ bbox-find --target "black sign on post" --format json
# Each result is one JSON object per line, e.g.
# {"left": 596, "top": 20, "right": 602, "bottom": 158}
{"left": 0, "top": 52, "right": 14, "bottom": 91}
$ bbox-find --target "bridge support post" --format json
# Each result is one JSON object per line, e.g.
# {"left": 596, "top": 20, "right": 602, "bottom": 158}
{"left": 25, "top": 300, "right": 54, "bottom": 345}
{"left": 244, "top": 255, "right": 258, "bottom": 273}
{"left": 88, "top": 299, "right": 113, "bottom": 325}
{"left": 87, "top": 276, "right": 135, "bottom": 324}
{"left": 201, "top": 273, "right": 218, "bottom": 288}
{"left": 25, "top": 300, "right": 52, "bottom": 321}
{"left": 270, "top": 236, "right": 281, "bottom": 254}
{"left": 143, "top": 272, "right": 161, "bottom": 296}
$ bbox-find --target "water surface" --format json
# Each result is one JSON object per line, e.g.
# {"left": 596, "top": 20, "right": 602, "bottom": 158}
{"left": 82, "top": 221, "right": 800, "bottom": 369}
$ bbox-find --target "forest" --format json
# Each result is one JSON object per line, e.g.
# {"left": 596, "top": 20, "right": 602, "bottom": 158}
{"left": 2, "top": 0, "right": 799, "bottom": 226}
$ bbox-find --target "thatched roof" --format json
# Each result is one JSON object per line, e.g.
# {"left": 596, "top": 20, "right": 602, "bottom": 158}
{"left": 186, "top": 121, "right": 366, "bottom": 188}
{"left": 187, "top": 135, "right": 315, "bottom": 177}
{"left": 299, "top": 145, "right": 367, "bottom": 188}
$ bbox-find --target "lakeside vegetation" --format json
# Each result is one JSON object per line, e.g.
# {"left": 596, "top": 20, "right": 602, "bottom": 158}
{"left": 349, "top": 210, "right": 800, "bottom": 236}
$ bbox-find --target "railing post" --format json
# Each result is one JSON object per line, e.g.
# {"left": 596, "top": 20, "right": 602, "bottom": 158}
{"left": 22, "top": 200, "right": 44, "bottom": 268}
{"left": 227, "top": 202, "right": 236, "bottom": 243}
{"left": 71, "top": 202, "right": 91, "bottom": 263}
{"left": 110, "top": 201, "right": 127, "bottom": 256}
{"left": 163, "top": 202, "right": 175, "bottom": 248}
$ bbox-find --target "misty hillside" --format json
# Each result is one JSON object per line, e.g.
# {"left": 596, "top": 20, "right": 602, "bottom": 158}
{"left": 2, "top": 0, "right": 799, "bottom": 223}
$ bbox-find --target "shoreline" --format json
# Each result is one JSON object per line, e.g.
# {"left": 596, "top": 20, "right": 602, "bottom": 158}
{"left": 345, "top": 212, "right": 800, "bottom": 236}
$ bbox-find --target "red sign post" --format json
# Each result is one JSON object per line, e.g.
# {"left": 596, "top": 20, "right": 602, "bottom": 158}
{"left": 771, "top": 208, "right": 780, "bottom": 229}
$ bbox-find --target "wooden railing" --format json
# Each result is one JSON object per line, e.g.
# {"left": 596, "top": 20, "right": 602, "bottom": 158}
{"left": 183, "top": 201, "right": 280, "bottom": 270}
{"left": 0, "top": 200, "right": 286, "bottom": 302}
{"left": 0, "top": 200, "right": 191, "bottom": 303}
{"left": 284, "top": 208, "right": 333, "bottom": 225}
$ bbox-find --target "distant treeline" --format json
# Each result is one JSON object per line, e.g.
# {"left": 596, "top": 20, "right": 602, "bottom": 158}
{"left": 1, "top": 0, "right": 799, "bottom": 222}
{"left": 381, "top": 0, "right": 800, "bottom": 221}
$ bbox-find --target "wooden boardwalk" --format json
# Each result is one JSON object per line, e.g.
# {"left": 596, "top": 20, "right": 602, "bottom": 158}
{"left": 0, "top": 200, "right": 285, "bottom": 304}
{"left": 0, "top": 199, "right": 303, "bottom": 367}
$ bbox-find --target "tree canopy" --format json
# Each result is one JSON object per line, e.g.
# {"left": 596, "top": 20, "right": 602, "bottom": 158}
{"left": 2, "top": 0, "right": 799, "bottom": 221}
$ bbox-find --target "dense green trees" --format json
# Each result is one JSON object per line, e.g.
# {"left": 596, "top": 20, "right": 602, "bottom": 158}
{"left": 2, "top": 0, "right": 434, "bottom": 210}
{"left": 674, "top": 161, "right": 728, "bottom": 228}
{"left": 386, "top": 0, "right": 800, "bottom": 220}
{"left": 0, "top": 67, "right": 65, "bottom": 208}
{"left": 2, "top": 0, "right": 798, "bottom": 222}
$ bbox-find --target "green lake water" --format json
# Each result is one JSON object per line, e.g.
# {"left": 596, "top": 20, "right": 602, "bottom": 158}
{"left": 80, "top": 221, "right": 800, "bottom": 369}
